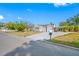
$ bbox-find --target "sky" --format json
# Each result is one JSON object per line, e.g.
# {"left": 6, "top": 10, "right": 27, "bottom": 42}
{"left": 0, "top": 3, "right": 79, "bottom": 26}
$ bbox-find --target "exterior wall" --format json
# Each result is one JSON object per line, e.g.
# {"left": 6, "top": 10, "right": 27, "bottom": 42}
{"left": 47, "top": 25, "right": 53, "bottom": 32}
{"left": 39, "top": 26, "right": 46, "bottom": 32}
{"left": 33, "top": 24, "right": 55, "bottom": 32}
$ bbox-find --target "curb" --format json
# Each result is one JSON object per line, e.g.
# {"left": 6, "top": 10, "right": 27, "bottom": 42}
{"left": 42, "top": 40, "right": 79, "bottom": 51}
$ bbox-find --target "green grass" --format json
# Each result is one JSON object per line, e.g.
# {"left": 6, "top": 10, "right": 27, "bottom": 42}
{"left": 52, "top": 32, "right": 79, "bottom": 48}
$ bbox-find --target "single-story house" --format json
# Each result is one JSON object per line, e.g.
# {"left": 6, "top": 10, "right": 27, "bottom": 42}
{"left": 33, "top": 24, "right": 55, "bottom": 32}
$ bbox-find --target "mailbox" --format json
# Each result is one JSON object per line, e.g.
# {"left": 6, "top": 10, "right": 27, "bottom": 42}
{"left": 49, "top": 30, "right": 52, "bottom": 35}
{"left": 49, "top": 32, "right": 52, "bottom": 35}
{"left": 49, "top": 30, "right": 52, "bottom": 40}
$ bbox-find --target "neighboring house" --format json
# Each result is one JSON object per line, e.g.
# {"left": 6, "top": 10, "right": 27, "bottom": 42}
{"left": 0, "top": 27, "right": 15, "bottom": 32}
{"left": 33, "top": 24, "right": 55, "bottom": 32}
{"left": 0, "top": 27, "right": 8, "bottom": 32}
{"left": 32, "top": 25, "right": 40, "bottom": 32}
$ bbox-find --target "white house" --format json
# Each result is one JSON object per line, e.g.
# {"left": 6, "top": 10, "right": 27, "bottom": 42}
{"left": 33, "top": 24, "right": 55, "bottom": 32}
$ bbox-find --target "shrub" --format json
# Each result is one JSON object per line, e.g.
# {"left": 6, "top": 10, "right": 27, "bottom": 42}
{"left": 4, "top": 22, "right": 16, "bottom": 30}
{"left": 15, "top": 23, "right": 27, "bottom": 31}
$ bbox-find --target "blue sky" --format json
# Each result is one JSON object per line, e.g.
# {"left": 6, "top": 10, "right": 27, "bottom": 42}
{"left": 0, "top": 3, "right": 79, "bottom": 26}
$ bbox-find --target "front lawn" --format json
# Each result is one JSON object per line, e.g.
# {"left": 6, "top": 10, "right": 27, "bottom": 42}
{"left": 52, "top": 32, "right": 79, "bottom": 48}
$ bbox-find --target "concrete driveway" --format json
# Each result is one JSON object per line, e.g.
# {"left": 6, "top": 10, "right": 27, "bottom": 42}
{"left": 26, "top": 32, "right": 69, "bottom": 41}
{"left": 25, "top": 32, "right": 69, "bottom": 41}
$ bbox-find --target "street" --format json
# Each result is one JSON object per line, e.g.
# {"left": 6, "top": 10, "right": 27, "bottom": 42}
{"left": 0, "top": 31, "right": 26, "bottom": 55}
{"left": 1, "top": 31, "right": 79, "bottom": 56}
{"left": 5, "top": 40, "right": 79, "bottom": 56}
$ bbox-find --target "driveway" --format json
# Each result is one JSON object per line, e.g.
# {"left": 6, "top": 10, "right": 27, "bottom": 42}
{"left": 25, "top": 32, "right": 69, "bottom": 41}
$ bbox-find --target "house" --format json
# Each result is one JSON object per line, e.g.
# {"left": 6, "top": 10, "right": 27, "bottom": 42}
{"left": 33, "top": 24, "right": 55, "bottom": 32}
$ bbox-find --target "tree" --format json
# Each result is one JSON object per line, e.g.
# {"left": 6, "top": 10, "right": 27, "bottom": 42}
{"left": 0, "top": 22, "right": 4, "bottom": 29}
{"left": 72, "top": 15, "right": 79, "bottom": 25}
{"left": 50, "top": 22, "right": 54, "bottom": 25}
{"left": 60, "top": 22, "right": 69, "bottom": 26}
{"left": 4, "top": 22, "right": 16, "bottom": 30}
{"left": 74, "top": 25, "right": 79, "bottom": 32}
{"left": 59, "top": 14, "right": 79, "bottom": 32}
{"left": 15, "top": 22, "right": 28, "bottom": 32}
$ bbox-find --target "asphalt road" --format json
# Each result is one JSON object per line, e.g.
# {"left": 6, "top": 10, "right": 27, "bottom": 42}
{"left": 0, "top": 31, "right": 26, "bottom": 55}
{"left": 1, "top": 31, "right": 79, "bottom": 56}
{"left": 5, "top": 40, "right": 79, "bottom": 56}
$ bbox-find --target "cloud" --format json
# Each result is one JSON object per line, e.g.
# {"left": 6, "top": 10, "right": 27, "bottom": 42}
{"left": 0, "top": 15, "right": 4, "bottom": 20}
{"left": 17, "top": 16, "right": 23, "bottom": 19}
{"left": 53, "top": 3, "right": 72, "bottom": 7}
{"left": 26, "top": 8, "right": 32, "bottom": 12}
